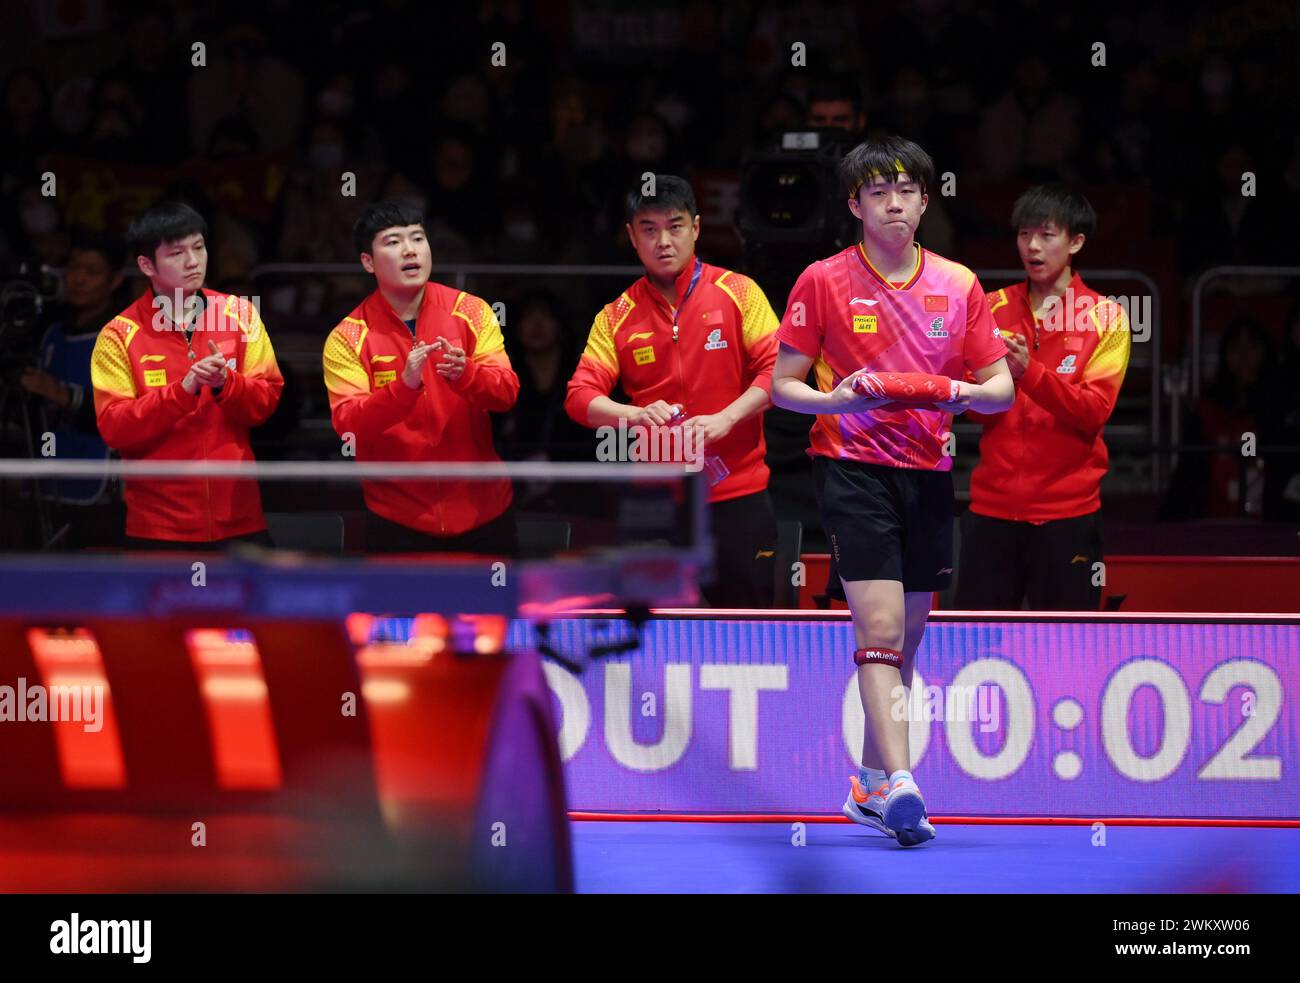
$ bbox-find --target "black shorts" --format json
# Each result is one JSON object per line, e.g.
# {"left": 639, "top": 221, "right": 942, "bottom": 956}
{"left": 813, "top": 457, "right": 954, "bottom": 596}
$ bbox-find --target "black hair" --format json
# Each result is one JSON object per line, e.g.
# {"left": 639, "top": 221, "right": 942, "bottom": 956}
{"left": 624, "top": 174, "right": 696, "bottom": 224}
{"left": 126, "top": 200, "right": 207, "bottom": 262}
{"left": 67, "top": 226, "right": 126, "bottom": 272}
{"left": 1208, "top": 315, "right": 1277, "bottom": 411}
{"left": 353, "top": 197, "right": 426, "bottom": 256}
{"left": 1010, "top": 184, "right": 1098, "bottom": 240}
{"left": 838, "top": 135, "right": 935, "bottom": 199}
{"left": 516, "top": 289, "right": 567, "bottom": 322}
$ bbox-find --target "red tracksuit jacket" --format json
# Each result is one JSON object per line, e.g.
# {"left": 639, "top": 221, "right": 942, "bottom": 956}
{"left": 322, "top": 281, "right": 518, "bottom": 536}
{"left": 969, "top": 274, "right": 1131, "bottom": 522}
{"left": 90, "top": 288, "right": 283, "bottom": 541}
{"left": 564, "top": 258, "right": 780, "bottom": 503}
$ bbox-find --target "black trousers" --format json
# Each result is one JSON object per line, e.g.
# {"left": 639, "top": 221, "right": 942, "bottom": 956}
{"left": 365, "top": 506, "right": 519, "bottom": 557}
{"left": 123, "top": 529, "right": 275, "bottom": 551}
{"left": 702, "top": 490, "right": 777, "bottom": 609}
{"left": 954, "top": 509, "right": 1103, "bottom": 611}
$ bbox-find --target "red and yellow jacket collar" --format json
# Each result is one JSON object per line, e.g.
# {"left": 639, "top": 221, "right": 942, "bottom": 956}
{"left": 998, "top": 271, "right": 1096, "bottom": 318}
{"left": 117, "top": 286, "right": 252, "bottom": 337}
{"left": 855, "top": 242, "right": 925, "bottom": 290}
{"left": 357, "top": 281, "right": 456, "bottom": 338}
{"left": 637, "top": 254, "right": 701, "bottom": 311}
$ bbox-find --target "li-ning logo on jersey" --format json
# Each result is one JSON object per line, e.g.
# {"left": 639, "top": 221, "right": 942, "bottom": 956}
{"left": 1056, "top": 354, "right": 1078, "bottom": 374}
{"left": 927, "top": 316, "right": 947, "bottom": 338}
{"left": 849, "top": 297, "right": 878, "bottom": 306}
{"left": 704, "top": 327, "right": 728, "bottom": 351}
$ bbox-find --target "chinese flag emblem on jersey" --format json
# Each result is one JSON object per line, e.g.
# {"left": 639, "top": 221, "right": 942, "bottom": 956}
{"left": 924, "top": 295, "right": 948, "bottom": 312}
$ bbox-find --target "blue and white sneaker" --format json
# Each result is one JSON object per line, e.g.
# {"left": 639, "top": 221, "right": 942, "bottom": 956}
{"left": 842, "top": 775, "right": 895, "bottom": 838}
{"left": 883, "top": 777, "right": 937, "bottom": 847}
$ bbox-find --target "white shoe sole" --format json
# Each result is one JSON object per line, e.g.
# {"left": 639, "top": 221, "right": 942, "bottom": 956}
{"left": 842, "top": 792, "right": 895, "bottom": 838}
{"left": 883, "top": 788, "right": 936, "bottom": 847}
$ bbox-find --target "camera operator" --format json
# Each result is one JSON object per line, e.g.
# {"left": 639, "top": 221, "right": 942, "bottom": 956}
{"left": 740, "top": 79, "right": 866, "bottom": 575}
{"left": 20, "top": 228, "right": 125, "bottom": 506}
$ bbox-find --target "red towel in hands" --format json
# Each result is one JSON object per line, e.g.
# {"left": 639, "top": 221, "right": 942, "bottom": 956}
{"left": 852, "top": 371, "right": 958, "bottom": 406}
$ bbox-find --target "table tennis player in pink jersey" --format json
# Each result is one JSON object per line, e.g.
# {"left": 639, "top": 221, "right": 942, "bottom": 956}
{"left": 772, "top": 136, "right": 1014, "bottom": 845}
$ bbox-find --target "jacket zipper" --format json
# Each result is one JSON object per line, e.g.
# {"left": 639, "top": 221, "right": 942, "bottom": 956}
{"left": 198, "top": 324, "right": 213, "bottom": 541}
{"left": 672, "top": 311, "right": 683, "bottom": 403}
{"left": 1019, "top": 313, "right": 1036, "bottom": 521}
{"left": 410, "top": 322, "right": 444, "bottom": 535}
{"left": 182, "top": 323, "right": 214, "bottom": 541}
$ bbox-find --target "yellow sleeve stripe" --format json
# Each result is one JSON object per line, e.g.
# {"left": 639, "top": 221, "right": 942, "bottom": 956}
{"left": 1081, "top": 317, "right": 1132, "bottom": 383}
{"left": 583, "top": 310, "right": 619, "bottom": 372}
{"left": 987, "top": 289, "right": 1008, "bottom": 315}
{"left": 741, "top": 279, "right": 780, "bottom": 347}
{"left": 223, "top": 296, "right": 244, "bottom": 329}
{"left": 451, "top": 292, "right": 478, "bottom": 338}
{"left": 607, "top": 294, "right": 636, "bottom": 334}
{"left": 223, "top": 296, "right": 261, "bottom": 333}
{"left": 244, "top": 319, "right": 278, "bottom": 373}
{"left": 1088, "top": 300, "right": 1129, "bottom": 334}
{"left": 450, "top": 309, "right": 478, "bottom": 337}
{"left": 745, "top": 310, "right": 779, "bottom": 347}
{"left": 449, "top": 291, "right": 507, "bottom": 357}
{"left": 91, "top": 329, "right": 136, "bottom": 399}
{"left": 473, "top": 313, "right": 506, "bottom": 359}
{"left": 715, "top": 272, "right": 741, "bottom": 312}
{"left": 109, "top": 316, "right": 142, "bottom": 349}
{"left": 322, "top": 329, "right": 371, "bottom": 395}
{"left": 717, "top": 272, "right": 779, "bottom": 347}
{"left": 339, "top": 316, "right": 368, "bottom": 354}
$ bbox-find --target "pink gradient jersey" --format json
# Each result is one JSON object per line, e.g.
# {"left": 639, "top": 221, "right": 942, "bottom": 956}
{"left": 778, "top": 242, "right": 1007, "bottom": 470}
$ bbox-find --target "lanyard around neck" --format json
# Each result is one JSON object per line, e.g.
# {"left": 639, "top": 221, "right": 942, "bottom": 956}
{"left": 670, "top": 258, "right": 702, "bottom": 341}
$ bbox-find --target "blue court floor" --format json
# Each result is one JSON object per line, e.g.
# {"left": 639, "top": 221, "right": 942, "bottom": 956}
{"left": 571, "top": 821, "right": 1300, "bottom": 893}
